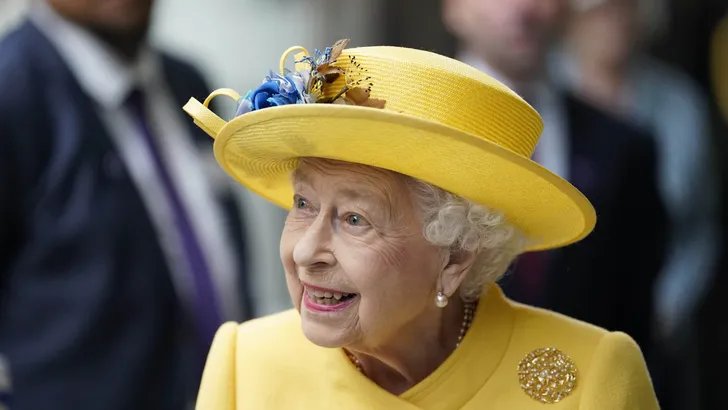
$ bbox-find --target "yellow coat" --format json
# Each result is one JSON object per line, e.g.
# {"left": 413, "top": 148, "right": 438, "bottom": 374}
{"left": 196, "top": 286, "right": 660, "bottom": 409}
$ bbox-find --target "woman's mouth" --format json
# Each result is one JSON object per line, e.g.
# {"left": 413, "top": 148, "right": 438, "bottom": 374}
{"left": 306, "top": 288, "right": 356, "bottom": 304}
{"left": 302, "top": 283, "right": 358, "bottom": 312}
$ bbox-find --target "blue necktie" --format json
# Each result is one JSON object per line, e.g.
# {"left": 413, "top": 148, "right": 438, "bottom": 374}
{"left": 126, "top": 89, "right": 222, "bottom": 351}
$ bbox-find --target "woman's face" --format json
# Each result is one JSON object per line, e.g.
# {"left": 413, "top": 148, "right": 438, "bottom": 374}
{"left": 280, "top": 158, "right": 445, "bottom": 349}
{"left": 570, "top": 0, "right": 639, "bottom": 67}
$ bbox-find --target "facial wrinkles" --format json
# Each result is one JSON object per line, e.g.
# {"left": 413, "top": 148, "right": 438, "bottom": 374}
{"left": 344, "top": 176, "right": 421, "bottom": 277}
{"left": 299, "top": 162, "right": 426, "bottom": 268}
{"left": 289, "top": 161, "right": 379, "bottom": 273}
{"left": 297, "top": 160, "right": 405, "bottom": 223}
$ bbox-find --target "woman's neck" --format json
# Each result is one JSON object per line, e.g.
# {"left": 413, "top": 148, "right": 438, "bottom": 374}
{"left": 347, "top": 297, "right": 470, "bottom": 395}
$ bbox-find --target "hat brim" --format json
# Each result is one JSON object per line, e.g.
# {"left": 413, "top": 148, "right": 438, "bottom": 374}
{"left": 213, "top": 104, "right": 595, "bottom": 251}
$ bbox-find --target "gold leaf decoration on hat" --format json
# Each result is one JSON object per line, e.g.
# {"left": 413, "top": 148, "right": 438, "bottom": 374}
{"left": 343, "top": 87, "right": 386, "bottom": 109}
{"left": 320, "top": 53, "right": 387, "bottom": 108}
{"left": 307, "top": 39, "right": 350, "bottom": 100}
{"left": 318, "top": 38, "right": 349, "bottom": 76}
{"left": 313, "top": 38, "right": 349, "bottom": 83}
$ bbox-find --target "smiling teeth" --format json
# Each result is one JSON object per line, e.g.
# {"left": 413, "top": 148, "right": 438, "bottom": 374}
{"left": 307, "top": 289, "right": 351, "bottom": 298}
{"left": 306, "top": 288, "right": 353, "bottom": 303}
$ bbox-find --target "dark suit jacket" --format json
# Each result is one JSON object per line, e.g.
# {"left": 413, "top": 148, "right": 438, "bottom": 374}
{"left": 0, "top": 22, "right": 249, "bottom": 410}
{"left": 502, "top": 93, "right": 667, "bottom": 358}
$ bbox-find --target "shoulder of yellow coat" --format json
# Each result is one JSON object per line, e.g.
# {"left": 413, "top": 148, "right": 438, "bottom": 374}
{"left": 578, "top": 331, "right": 661, "bottom": 409}
{"left": 196, "top": 321, "right": 240, "bottom": 410}
{"left": 196, "top": 310, "right": 306, "bottom": 410}
{"left": 502, "top": 301, "right": 659, "bottom": 408}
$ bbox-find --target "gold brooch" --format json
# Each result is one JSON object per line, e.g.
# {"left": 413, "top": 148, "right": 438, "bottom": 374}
{"left": 518, "top": 347, "right": 577, "bottom": 404}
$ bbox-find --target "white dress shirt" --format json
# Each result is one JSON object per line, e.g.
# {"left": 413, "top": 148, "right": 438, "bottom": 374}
{"left": 30, "top": 2, "right": 244, "bottom": 321}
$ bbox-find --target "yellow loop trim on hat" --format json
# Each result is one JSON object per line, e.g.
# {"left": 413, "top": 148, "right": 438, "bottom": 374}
{"left": 204, "top": 88, "right": 240, "bottom": 107}
{"left": 183, "top": 88, "right": 240, "bottom": 140}
{"left": 279, "top": 46, "right": 310, "bottom": 76}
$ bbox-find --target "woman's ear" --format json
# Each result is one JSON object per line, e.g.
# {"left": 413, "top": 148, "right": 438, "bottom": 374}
{"left": 440, "top": 249, "right": 477, "bottom": 297}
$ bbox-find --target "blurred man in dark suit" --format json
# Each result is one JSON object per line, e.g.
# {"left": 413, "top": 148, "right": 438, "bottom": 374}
{"left": 0, "top": 0, "right": 250, "bottom": 409}
{"left": 442, "top": 0, "right": 666, "bottom": 364}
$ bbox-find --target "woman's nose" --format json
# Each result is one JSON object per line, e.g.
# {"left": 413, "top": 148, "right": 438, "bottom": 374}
{"left": 292, "top": 214, "right": 336, "bottom": 268}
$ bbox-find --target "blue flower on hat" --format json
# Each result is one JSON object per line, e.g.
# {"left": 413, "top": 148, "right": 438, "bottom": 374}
{"left": 235, "top": 72, "right": 309, "bottom": 117}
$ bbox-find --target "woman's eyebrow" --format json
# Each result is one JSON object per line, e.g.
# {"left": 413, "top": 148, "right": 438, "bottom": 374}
{"left": 337, "top": 187, "right": 371, "bottom": 200}
{"left": 291, "top": 168, "right": 314, "bottom": 189}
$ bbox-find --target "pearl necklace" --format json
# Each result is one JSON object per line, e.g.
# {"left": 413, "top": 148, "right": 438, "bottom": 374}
{"left": 345, "top": 301, "right": 477, "bottom": 374}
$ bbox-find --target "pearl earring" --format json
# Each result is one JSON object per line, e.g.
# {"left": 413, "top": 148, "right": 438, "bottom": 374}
{"left": 435, "top": 291, "right": 449, "bottom": 308}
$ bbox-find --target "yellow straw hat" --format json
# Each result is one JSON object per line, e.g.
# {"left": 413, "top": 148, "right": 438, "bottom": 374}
{"left": 183, "top": 40, "right": 596, "bottom": 251}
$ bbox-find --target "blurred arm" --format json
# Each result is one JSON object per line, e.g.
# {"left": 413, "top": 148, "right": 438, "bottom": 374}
{"left": 0, "top": 43, "right": 46, "bottom": 305}
{"left": 650, "top": 77, "right": 720, "bottom": 342}
{"left": 0, "top": 107, "right": 15, "bottom": 292}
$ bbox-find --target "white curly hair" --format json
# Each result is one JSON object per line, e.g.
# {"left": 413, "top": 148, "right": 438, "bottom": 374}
{"left": 405, "top": 177, "right": 526, "bottom": 302}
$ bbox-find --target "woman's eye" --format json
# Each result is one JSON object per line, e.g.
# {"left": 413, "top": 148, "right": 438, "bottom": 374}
{"left": 295, "top": 197, "right": 309, "bottom": 209}
{"left": 347, "top": 214, "right": 363, "bottom": 226}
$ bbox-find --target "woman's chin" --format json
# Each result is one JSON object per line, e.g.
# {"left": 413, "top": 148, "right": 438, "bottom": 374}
{"left": 297, "top": 292, "right": 360, "bottom": 347}
{"left": 300, "top": 321, "right": 350, "bottom": 348}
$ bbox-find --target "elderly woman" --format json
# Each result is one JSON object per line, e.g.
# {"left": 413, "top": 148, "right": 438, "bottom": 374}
{"left": 183, "top": 40, "right": 659, "bottom": 409}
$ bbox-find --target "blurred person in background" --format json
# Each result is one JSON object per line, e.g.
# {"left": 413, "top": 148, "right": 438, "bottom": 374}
{"left": 550, "top": 0, "right": 721, "bottom": 408}
{"left": 697, "top": 8, "right": 728, "bottom": 410}
{"left": 442, "top": 0, "right": 667, "bottom": 376}
{"left": 0, "top": 0, "right": 251, "bottom": 409}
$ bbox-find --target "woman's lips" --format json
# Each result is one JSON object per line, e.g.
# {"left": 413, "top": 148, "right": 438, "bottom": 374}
{"left": 301, "top": 282, "right": 358, "bottom": 312}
